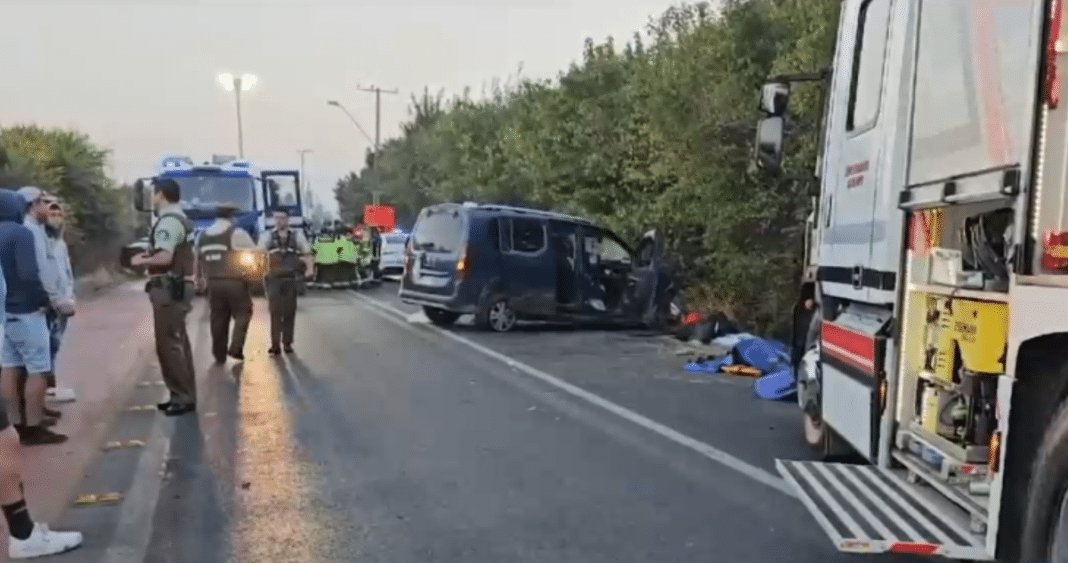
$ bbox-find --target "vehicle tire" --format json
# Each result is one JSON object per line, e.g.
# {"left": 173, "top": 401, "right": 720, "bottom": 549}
{"left": 423, "top": 306, "right": 460, "bottom": 327}
{"left": 475, "top": 297, "right": 517, "bottom": 333}
{"left": 1019, "top": 397, "right": 1068, "bottom": 563}
{"left": 797, "top": 309, "right": 844, "bottom": 460}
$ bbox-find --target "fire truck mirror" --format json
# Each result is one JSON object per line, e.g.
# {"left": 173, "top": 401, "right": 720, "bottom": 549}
{"left": 132, "top": 179, "right": 149, "bottom": 212}
{"left": 760, "top": 82, "right": 790, "bottom": 116}
{"left": 753, "top": 116, "right": 785, "bottom": 176}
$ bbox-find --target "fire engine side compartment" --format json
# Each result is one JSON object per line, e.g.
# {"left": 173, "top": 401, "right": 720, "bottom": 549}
{"left": 777, "top": 0, "right": 1052, "bottom": 559}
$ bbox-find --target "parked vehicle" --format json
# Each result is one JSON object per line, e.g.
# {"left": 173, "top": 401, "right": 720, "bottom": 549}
{"left": 752, "top": 1, "right": 1068, "bottom": 562}
{"left": 379, "top": 230, "right": 409, "bottom": 278}
{"left": 398, "top": 202, "right": 682, "bottom": 332}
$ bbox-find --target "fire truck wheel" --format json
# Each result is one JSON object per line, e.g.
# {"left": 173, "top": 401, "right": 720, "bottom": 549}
{"left": 799, "top": 311, "right": 845, "bottom": 460}
{"left": 1020, "top": 397, "right": 1068, "bottom": 563}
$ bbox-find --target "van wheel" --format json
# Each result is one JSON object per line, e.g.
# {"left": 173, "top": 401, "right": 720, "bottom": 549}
{"left": 476, "top": 298, "right": 516, "bottom": 332}
{"left": 1020, "top": 398, "right": 1068, "bottom": 563}
{"left": 423, "top": 306, "right": 460, "bottom": 327}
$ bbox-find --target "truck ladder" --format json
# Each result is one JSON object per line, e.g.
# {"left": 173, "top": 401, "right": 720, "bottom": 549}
{"left": 776, "top": 460, "right": 991, "bottom": 560}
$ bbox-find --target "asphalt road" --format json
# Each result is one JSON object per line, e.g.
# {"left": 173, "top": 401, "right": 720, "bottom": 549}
{"left": 78, "top": 287, "right": 914, "bottom": 563}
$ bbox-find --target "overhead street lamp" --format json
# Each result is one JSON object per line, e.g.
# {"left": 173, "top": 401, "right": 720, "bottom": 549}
{"left": 218, "top": 72, "right": 258, "bottom": 158}
{"left": 327, "top": 99, "right": 380, "bottom": 204}
{"left": 326, "top": 100, "right": 374, "bottom": 144}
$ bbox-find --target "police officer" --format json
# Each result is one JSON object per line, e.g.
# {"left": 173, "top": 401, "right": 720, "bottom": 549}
{"left": 258, "top": 207, "right": 312, "bottom": 355}
{"left": 129, "top": 179, "right": 197, "bottom": 417}
{"left": 193, "top": 202, "right": 256, "bottom": 364}
{"left": 368, "top": 226, "right": 382, "bottom": 284}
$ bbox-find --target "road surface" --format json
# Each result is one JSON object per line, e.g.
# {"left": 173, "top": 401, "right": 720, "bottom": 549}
{"left": 31, "top": 283, "right": 915, "bottom": 563}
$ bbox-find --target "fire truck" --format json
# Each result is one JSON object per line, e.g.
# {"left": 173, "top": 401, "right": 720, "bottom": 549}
{"left": 752, "top": 0, "right": 1068, "bottom": 561}
{"left": 127, "top": 155, "right": 305, "bottom": 290}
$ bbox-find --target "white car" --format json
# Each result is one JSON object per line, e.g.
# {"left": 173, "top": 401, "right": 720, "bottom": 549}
{"left": 378, "top": 231, "right": 409, "bottom": 278}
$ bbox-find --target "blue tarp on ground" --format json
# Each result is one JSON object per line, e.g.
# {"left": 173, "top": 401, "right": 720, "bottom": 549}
{"left": 682, "top": 333, "right": 796, "bottom": 401}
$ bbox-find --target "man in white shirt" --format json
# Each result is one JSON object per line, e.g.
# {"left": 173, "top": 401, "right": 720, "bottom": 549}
{"left": 192, "top": 203, "right": 256, "bottom": 364}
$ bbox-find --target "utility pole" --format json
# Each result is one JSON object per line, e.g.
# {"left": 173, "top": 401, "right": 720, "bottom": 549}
{"left": 356, "top": 84, "right": 399, "bottom": 206}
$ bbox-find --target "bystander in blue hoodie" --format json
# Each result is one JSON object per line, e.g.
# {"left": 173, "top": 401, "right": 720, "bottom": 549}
{"left": 0, "top": 189, "right": 48, "bottom": 313}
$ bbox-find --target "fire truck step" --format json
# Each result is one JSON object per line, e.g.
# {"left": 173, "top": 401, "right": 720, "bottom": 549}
{"left": 776, "top": 460, "right": 992, "bottom": 560}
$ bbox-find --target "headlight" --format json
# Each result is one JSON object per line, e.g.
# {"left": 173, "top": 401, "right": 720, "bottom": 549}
{"left": 239, "top": 252, "right": 256, "bottom": 266}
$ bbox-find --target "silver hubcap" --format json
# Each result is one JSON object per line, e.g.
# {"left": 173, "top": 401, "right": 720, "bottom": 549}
{"left": 1050, "top": 489, "right": 1068, "bottom": 563}
{"left": 489, "top": 302, "right": 516, "bottom": 331}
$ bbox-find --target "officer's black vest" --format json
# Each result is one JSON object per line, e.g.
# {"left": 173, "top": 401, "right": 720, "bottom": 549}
{"left": 266, "top": 229, "right": 302, "bottom": 276}
{"left": 197, "top": 225, "right": 244, "bottom": 279}
{"left": 148, "top": 212, "right": 195, "bottom": 277}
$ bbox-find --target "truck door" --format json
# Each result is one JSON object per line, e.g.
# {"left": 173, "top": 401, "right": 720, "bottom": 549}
{"left": 261, "top": 170, "right": 302, "bottom": 225}
{"left": 817, "top": 0, "right": 896, "bottom": 459}
{"left": 819, "top": 0, "right": 895, "bottom": 304}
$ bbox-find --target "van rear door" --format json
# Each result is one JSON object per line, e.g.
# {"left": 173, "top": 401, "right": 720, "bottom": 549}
{"left": 407, "top": 206, "right": 467, "bottom": 296}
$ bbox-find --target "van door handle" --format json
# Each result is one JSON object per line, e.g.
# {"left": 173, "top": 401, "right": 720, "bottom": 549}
{"left": 852, "top": 265, "right": 864, "bottom": 290}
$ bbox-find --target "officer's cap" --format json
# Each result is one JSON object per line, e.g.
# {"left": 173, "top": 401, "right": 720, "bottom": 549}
{"left": 216, "top": 202, "right": 240, "bottom": 213}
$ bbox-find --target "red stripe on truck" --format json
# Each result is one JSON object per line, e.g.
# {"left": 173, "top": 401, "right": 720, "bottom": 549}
{"left": 821, "top": 321, "right": 876, "bottom": 374}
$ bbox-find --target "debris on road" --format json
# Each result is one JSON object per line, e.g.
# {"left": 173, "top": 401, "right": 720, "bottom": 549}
{"left": 675, "top": 312, "right": 796, "bottom": 401}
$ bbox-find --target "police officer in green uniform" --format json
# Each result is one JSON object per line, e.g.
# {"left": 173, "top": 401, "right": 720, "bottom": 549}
{"left": 129, "top": 179, "right": 197, "bottom": 417}
{"left": 259, "top": 207, "right": 313, "bottom": 353}
{"left": 193, "top": 202, "right": 256, "bottom": 364}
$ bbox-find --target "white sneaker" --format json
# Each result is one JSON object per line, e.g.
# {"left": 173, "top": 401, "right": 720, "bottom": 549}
{"left": 9, "top": 523, "right": 83, "bottom": 559}
{"left": 46, "top": 387, "right": 76, "bottom": 403}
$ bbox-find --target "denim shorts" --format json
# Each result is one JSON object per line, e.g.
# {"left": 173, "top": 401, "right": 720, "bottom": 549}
{"left": 2, "top": 311, "right": 52, "bottom": 374}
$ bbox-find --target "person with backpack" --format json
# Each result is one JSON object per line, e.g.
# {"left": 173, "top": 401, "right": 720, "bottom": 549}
{"left": 192, "top": 202, "right": 256, "bottom": 364}
{"left": 258, "top": 207, "right": 312, "bottom": 355}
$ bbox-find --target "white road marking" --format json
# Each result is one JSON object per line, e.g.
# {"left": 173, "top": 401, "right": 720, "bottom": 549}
{"left": 406, "top": 310, "right": 430, "bottom": 324}
{"left": 349, "top": 292, "right": 795, "bottom": 497}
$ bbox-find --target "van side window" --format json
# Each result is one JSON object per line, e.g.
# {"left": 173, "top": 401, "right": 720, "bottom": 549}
{"left": 598, "top": 236, "right": 631, "bottom": 264}
{"left": 497, "top": 218, "right": 512, "bottom": 252}
{"left": 846, "top": 0, "right": 892, "bottom": 132}
{"left": 511, "top": 218, "right": 545, "bottom": 253}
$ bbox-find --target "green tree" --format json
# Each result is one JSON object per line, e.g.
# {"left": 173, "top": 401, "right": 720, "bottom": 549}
{"left": 0, "top": 125, "right": 135, "bottom": 274}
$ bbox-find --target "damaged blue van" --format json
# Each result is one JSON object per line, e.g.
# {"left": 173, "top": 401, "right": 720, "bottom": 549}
{"left": 398, "top": 202, "right": 683, "bottom": 332}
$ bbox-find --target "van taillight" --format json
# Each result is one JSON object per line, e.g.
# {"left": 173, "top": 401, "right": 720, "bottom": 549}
{"left": 1043, "top": 230, "right": 1068, "bottom": 270}
{"left": 456, "top": 245, "right": 468, "bottom": 278}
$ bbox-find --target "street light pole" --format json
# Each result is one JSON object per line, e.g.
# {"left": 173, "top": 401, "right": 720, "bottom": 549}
{"left": 356, "top": 84, "right": 398, "bottom": 206}
{"left": 234, "top": 78, "right": 245, "bottom": 158}
{"left": 218, "top": 73, "right": 258, "bottom": 159}
{"left": 297, "top": 149, "right": 313, "bottom": 206}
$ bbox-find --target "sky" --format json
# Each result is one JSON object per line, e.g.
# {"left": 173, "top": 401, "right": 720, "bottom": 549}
{"left": 0, "top": 0, "right": 684, "bottom": 216}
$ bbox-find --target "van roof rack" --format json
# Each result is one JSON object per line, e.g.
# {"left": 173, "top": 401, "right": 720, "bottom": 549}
{"left": 472, "top": 203, "right": 595, "bottom": 225}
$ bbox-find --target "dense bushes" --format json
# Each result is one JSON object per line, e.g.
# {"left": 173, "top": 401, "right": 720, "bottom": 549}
{"left": 333, "top": 0, "right": 838, "bottom": 335}
{"left": 0, "top": 125, "right": 138, "bottom": 276}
